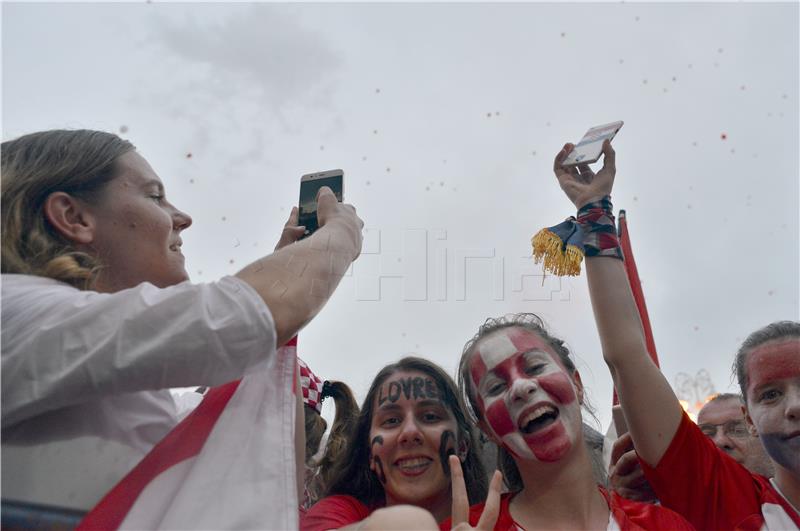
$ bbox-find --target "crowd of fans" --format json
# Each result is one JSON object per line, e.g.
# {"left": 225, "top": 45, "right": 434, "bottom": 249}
{"left": 2, "top": 129, "right": 798, "bottom": 530}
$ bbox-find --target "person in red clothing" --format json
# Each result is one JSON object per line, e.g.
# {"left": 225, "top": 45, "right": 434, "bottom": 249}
{"left": 440, "top": 141, "right": 694, "bottom": 530}
{"left": 301, "top": 357, "right": 489, "bottom": 530}
{"left": 544, "top": 139, "right": 800, "bottom": 529}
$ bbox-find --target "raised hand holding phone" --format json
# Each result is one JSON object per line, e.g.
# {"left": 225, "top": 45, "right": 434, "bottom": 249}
{"left": 554, "top": 139, "right": 616, "bottom": 209}
{"left": 450, "top": 455, "right": 503, "bottom": 531}
{"left": 299, "top": 169, "right": 344, "bottom": 238}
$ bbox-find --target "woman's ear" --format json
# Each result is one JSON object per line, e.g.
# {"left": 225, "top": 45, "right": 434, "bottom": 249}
{"left": 572, "top": 370, "right": 585, "bottom": 405}
{"left": 43, "top": 192, "right": 96, "bottom": 245}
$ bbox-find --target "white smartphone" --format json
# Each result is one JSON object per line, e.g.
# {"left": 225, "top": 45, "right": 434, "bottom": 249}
{"left": 562, "top": 121, "right": 624, "bottom": 166}
{"left": 612, "top": 404, "right": 629, "bottom": 437}
{"left": 298, "top": 169, "right": 344, "bottom": 237}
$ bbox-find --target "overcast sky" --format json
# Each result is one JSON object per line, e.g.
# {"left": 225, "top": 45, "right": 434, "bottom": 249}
{"left": 3, "top": 1, "right": 798, "bottom": 431}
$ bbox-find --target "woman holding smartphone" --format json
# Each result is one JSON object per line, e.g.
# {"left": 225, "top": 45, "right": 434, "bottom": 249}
{"left": 300, "top": 356, "right": 493, "bottom": 530}
{"left": 440, "top": 141, "right": 693, "bottom": 530}
{"left": 551, "top": 141, "right": 800, "bottom": 528}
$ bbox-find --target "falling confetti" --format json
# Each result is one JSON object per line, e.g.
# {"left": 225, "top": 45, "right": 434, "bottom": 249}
{"left": 717, "top": 48, "right": 724, "bottom": 53}
{"left": 439, "top": 181, "right": 445, "bottom": 187}
{"left": 119, "top": 125, "right": 129, "bottom": 133}
{"left": 643, "top": 79, "right": 648, "bottom": 84}
{"left": 373, "top": 129, "right": 378, "bottom": 135}
{"left": 693, "top": 326, "right": 699, "bottom": 331}
{"left": 234, "top": 238, "right": 241, "bottom": 248}
{"left": 375, "top": 88, "right": 381, "bottom": 94}
{"left": 386, "top": 167, "right": 391, "bottom": 172}
{"left": 425, "top": 186, "right": 430, "bottom": 191}
{"left": 768, "top": 290, "right": 774, "bottom": 296}
{"left": 633, "top": 196, "right": 638, "bottom": 202}
{"left": 320, "top": 145, "right": 324, "bottom": 151}
{"left": 366, "top": 180, "right": 371, "bottom": 186}
{"left": 619, "top": 59, "right": 625, "bottom": 64}
{"left": 740, "top": 85, "right": 746, "bottom": 91}
{"left": 730, "top": 148, "right": 735, "bottom": 154}
{"left": 560, "top": 32, "right": 566, "bottom": 37}
{"left": 692, "top": 141, "right": 698, "bottom": 146}
{"left": 221, "top": 216, "right": 227, "bottom": 221}
{"left": 663, "top": 88, "right": 668, "bottom": 93}
{"left": 720, "top": 133, "right": 727, "bottom": 140}
{"left": 486, "top": 112, "right": 492, "bottom": 118}
{"left": 186, "top": 153, "right": 192, "bottom": 159}
{"left": 688, "top": 63, "right": 693, "bottom": 69}
{"left": 189, "top": 178, "right": 195, "bottom": 184}
{"left": 197, "top": 270, "right": 202, "bottom": 275}
{"left": 531, "top": 150, "right": 537, "bottom": 156}
{"left": 229, "top": 259, "right": 234, "bottom": 264}
{"left": 672, "top": 76, "right": 677, "bottom": 82}
{"left": 634, "top": 16, "right": 640, "bottom": 21}
{"left": 687, "top": 204, "right": 692, "bottom": 209}
{"left": 495, "top": 111, "right": 500, "bottom": 116}
{"left": 362, "top": 156, "right": 367, "bottom": 161}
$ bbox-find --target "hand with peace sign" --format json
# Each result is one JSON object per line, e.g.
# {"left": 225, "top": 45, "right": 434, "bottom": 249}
{"left": 449, "top": 455, "right": 503, "bottom": 531}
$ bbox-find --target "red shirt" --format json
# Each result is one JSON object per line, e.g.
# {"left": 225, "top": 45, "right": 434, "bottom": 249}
{"left": 300, "top": 495, "right": 374, "bottom": 531}
{"left": 439, "top": 488, "right": 694, "bottom": 530}
{"left": 641, "top": 411, "right": 800, "bottom": 531}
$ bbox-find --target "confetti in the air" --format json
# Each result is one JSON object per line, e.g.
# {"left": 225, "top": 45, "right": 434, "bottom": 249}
{"left": 386, "top": 167, "right": 391, "bottom": 173}
{"left": 643, "top": 79, "right": 648, "bottom": 84}
{"left": 373, "top": 129, "right": 378, "bottom": 135}
{"left": 362, "top": 156, "right": 367, "bottom": 161}
{"left": 375, "top": 88, "right": 381, "bottom": 94}
{"left": 320, "top": 145, "right": 324, "bottom": 151}
{"left": 720, "top": 133, "right": 727, "bottom": 140}
{"left": 229, "top": 259, "right": 234, "bottom": 264}
{"left": 186, "top": 153, "right": 192, "bottom": 159}
{"left": 366, "top": 180, "right": 371, "bottom": 186}
{"left": 619, "top": 59, "right": 624, "bottom": 64}
{"left": 425, "top": 186, "right": 430, "bottom": 191}
{"left": 197, "top": 270, "right": 202, "bottom": 275}
{"left": 119, "top": 125, "right": 129, "bottom": 133}
{"left": 189, "top": 178, "right": 195, "bottom": 184}
{"left": 233, "top": 238, "right": 240, "bottom": 248}
{"left": 486, "top": 112, "right": 492, "bottom": 118}
{"left": 221, "top": 216, "right": 227, "bottom": 221}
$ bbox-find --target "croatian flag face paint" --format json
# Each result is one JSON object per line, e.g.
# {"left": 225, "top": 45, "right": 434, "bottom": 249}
{"left": 745, "top": 339, "right": 800, "bottom": 475}
{"left": 469, "top": 327, "right": 580, "bottom": 462}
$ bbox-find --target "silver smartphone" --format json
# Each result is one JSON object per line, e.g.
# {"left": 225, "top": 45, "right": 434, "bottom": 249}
{"left": 298, "top": 169, "right": 344, "bottom": 237}
{"left": 562, "top": 121, "right": 624, "bottom": 166}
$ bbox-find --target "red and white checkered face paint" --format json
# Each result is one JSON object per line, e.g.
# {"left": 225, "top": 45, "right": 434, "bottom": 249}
{"left": 469, "top": 327, "right": 580, "bottom": 462}
{"left": 298, "top": 357, "right": 324, "bottom": 414}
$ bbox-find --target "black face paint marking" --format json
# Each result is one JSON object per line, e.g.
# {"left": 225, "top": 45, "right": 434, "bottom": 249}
{"left": 380, "top": 377, "right": 443, "bottom": 404}
{"left": 387, "top": 381, "right": 402, "bottom": 403}
{"left": 370, "top": 435, "right": 387, "bottom": 484}
{"left": 439, "top": 430, "right": 456, "bottom": 476}
{"left": 412, "top": 377, "right": 425, "bottom": 399}
{"left": 425, "top": 379, "right": 439, "bottom": 400}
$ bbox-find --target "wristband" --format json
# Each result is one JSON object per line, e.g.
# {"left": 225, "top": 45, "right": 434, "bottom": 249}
{"left": 531, "top": 196, "right": 622, "bottom": 276}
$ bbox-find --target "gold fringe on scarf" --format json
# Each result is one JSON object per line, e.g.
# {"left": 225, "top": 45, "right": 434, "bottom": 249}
{"left": 531, "top": 228, "right": 584, "bottom": 276}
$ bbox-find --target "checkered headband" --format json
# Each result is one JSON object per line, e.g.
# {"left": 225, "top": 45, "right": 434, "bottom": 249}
{"left": 298, "top": 357, "right": 324, "bottom": 414}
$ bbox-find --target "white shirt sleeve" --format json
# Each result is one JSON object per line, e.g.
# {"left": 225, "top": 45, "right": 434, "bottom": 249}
{"left": 1, "top": 274, "right": 277, "bottom": 427}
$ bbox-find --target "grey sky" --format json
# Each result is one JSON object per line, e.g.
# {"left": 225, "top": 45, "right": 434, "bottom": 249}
{"left": 2, "top": 2, "right": 798, "bottom": 431}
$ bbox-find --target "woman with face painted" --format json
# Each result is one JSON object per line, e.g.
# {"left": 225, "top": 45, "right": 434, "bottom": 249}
{"left": 300, "top": 357, "right": 494, "bottom": 530}
{"left": 445, "top": 313, "right": 693, "bottom": 530}
{"left": 546, "top": 140, "right": 800, "bottom": 529}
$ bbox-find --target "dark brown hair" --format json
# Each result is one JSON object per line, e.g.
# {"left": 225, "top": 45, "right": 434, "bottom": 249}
{"left": 322, "top": 357, "right": 488, "bottom": 508}
{"left": 1, "top": 129, "right": 134, "bottom": 289}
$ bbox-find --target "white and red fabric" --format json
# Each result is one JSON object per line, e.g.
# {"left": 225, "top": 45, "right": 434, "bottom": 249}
{"left": 641, "top": 411, "right": 800, "bottom": 531}
{"left": 78, "top": 340, "right": 299, "bottom": 530}
{"left": 298, "top": 357, "right": 324, "bottom": 414}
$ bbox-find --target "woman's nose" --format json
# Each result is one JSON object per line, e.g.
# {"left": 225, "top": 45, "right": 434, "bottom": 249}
{"left": 398, "top": 416, "right": 423, "bottom": 445}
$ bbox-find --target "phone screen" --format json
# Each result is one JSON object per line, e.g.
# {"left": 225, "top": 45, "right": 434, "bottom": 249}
{"left": 298, "top": 174, "right": 343, "bottom": 236}
{"left": 563, "top": 121, "right": 623, "bottom": 166}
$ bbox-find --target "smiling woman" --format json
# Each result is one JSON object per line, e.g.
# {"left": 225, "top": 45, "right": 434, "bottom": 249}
{"left": 0, "top": 129, "right": 363, "bottom": 516}
{"left": 301, "top": 357, "right": 487, "bottom": 530}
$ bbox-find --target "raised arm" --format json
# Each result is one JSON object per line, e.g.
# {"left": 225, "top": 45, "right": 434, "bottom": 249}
{"left": 236, "top": 187, "right": 363, "bottom": 347}
{"left": 552, "top": 142, "right": 682, "bottom": 467}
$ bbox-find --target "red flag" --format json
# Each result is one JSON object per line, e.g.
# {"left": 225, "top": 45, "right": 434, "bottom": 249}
{"left": 614, "top": 210, "right": 659, "bottom": 405}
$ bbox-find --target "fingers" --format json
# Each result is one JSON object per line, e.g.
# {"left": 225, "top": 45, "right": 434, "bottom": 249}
{"left": 609, "top": 432, "right": 634, "bottom": 466}
{"left": 553, "top": 143, "right": 574, "bottom": 173}
{"left": 449, "top": 455, "right": 469, "bottom": 526}
{"left": 612, "top": 449, "right": 640, "bottom": 476}
{"left": 476, "top": 470, "right": 503, "bottom": 530}
{"left": 600, "top": 139, "right": 616, "bottom": 172}
{"left": 284, "top": 206, "right": 299, "bottom": 227}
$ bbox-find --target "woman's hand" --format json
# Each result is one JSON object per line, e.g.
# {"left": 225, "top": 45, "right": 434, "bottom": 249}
{"left": 553, "top": 140, "right": 616, "bottom": 209}
{"left": 273, "top": 206, "right": 306, "bottom": 251}
{"left": 450, "top": 455, "right": 503, "bottom": 531}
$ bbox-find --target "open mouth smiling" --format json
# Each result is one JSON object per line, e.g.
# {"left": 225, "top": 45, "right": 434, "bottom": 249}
{"left": 395, "top": 456, "right": 433, "bottom": 475}
{"left": 518, "top": 404, "right": 559, "bottom": 435}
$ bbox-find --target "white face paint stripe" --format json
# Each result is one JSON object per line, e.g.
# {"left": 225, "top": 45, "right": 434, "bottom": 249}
{"left": 502, "top": 433, "right": 535, "bottom": 460}
{"left": 478, "top": 332, "right": 518, "bottom": 371}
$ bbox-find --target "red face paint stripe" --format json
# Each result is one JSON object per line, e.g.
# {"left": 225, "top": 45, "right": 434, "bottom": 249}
{"left": 470, "top": 352, "right": 488, "bottom": 390}
{"left": 485, "top": 398, "right": 515, "bottom": 438}
{"left": 746, "top": 342, "right": 800, "bottom": 397}
{"left": 538, "top": 372, "right": 576, "bottom": 405}
{"left": 507, "top": 329, "right": 570, "bottom": 373}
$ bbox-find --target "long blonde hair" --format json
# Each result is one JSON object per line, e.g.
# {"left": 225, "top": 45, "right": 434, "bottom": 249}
{"left": 1, "top": 129, "right": 134, "bottom": 289}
